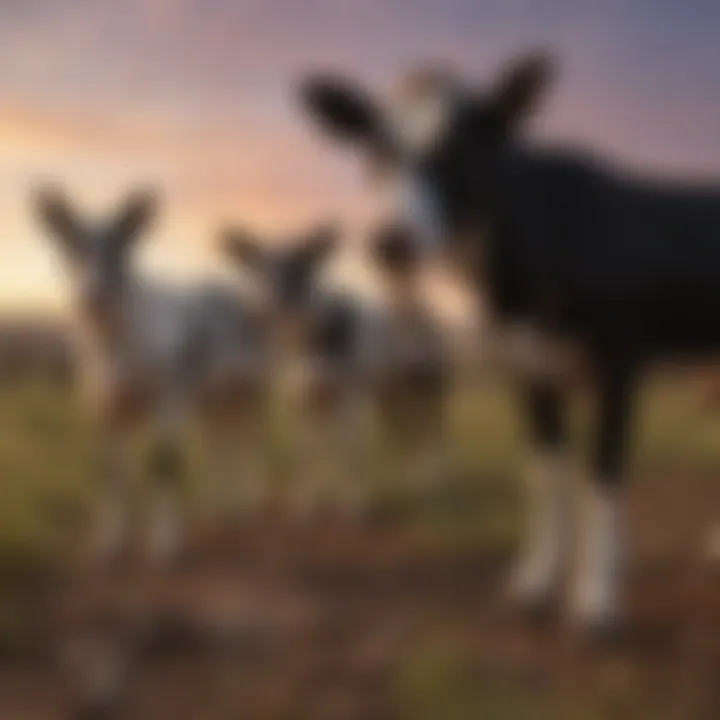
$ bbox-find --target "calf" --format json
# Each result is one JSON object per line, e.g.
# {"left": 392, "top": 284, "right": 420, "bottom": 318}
{"left": 35, "top": 187, "right": 269, "bottom": 565}
{"left": 370, "top": 231, "right": 451, "bottom": 491}
{"left": 222, "top": 225, "right": 371, "bottom": 518}
{"left": 222, "top": 223, "right": 452, "bottom": 516}
{"left": 299, "top": 53, "right": 720, "bottom": 632}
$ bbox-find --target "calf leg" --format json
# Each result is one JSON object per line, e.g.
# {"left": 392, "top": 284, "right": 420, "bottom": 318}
{"left": 144, "top": 401, "right": 187, "bottom": 565}
{"left": 569, "top": 362, "right": 635, "bottom": 631}
{"left": 509, "top": 382, "right": 571, "bottom": 608}
{"left": 89, "top": 419, "right": 132, "bottom": 566}
{"left": 409, "top": 390, "right": 451, "bottom": 493}
{"left": 291, "top": 405, "right": 339, "bottom": 521}
{"left": 204, "top": 409, "right": 268, "bottom": 520}
{"left": 332, "top": 390, "right": 372, "bottom": 519}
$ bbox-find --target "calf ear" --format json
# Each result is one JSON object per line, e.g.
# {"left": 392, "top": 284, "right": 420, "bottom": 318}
{"left": 299, "top": 75, "right": 382, "bottom": 145}
{"left": 33, "top": 187, "right": 85, "bottom": 258}
{"left": 299, "top": 224, "right": 339, "bottom": 266}
{"left": 110, "top": 189, "right": 158, "bottom": 246}
{"left": 221, "top": 228, "right": 268, "bottom": 274}
{"left": 491, "top": 53, "right": 555, "bottom": 132}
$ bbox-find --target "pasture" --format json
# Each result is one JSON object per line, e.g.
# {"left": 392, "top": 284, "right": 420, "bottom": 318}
{"left": 0, "top": 364, "right": 719, "bottom": 717}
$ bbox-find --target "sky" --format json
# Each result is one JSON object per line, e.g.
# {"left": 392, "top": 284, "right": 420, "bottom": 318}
{"left": 1, "top": 0, "right": 720, "bottom": 311}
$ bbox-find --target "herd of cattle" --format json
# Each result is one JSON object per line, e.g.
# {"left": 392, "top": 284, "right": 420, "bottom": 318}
{"left": 31, "top": 182, "right": 460, "bottom": 570}
{"left": 4, "top": 51, "right": 720, "bottom": 636}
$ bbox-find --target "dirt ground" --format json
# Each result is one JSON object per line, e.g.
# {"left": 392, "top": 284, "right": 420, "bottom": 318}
{"left": 1, "top": 471, "right": 720, "bottom": 720}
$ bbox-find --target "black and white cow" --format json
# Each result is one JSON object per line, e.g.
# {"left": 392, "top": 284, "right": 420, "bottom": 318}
{"left": 298, "top": 52, "right": 720, "bottom": 632}
{"left": 35, "top": 188, "right": 270, "bottom": 566}
{"left": 222, "top": 224, "right": 371, "bottom": 517}
{"left": 222, "top": 223, "right": 451, "bottom": 515}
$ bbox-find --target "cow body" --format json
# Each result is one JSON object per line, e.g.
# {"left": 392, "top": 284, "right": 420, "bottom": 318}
{"left": 487, "top": 148, "right": 720, "bottom": 360}
{"left": 299, "top": 53, "right": 720, "bottom": 633}
{"left": 36, "top": 189, "right": 269, "bottom": 566}
{"left": 74, "top": 278, "right": 266, "bottom": 415}
{"left": 222, "top": 226, "right": 451, "bottom": 516}
{"left": 76, "top": 275, "right": 269, "bottom": 565}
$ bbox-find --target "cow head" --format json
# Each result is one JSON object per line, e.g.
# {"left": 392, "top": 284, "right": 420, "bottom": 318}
{"left": 299, "top": 53, "right": 553, "bottom": 263}
{"left": 34, "top": 187, "right": 157, "bottom": 325}
{"left": 221, "top": 223, "right": 339, "bottom": 348}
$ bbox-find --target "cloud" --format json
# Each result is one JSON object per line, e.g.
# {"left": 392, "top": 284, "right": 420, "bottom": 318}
{"left": 1, "top": 0, "right": 720, "bottom": 308}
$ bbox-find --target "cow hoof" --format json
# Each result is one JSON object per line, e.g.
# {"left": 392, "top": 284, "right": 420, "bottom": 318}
{"left": 506, "top": 553, "right": 561, "bottom": 614}
{"left": 566, "top": 588, "right": 622, "bottom": 641}
{"left": 507, "top": 584, "right": 558, "bottom": 622}
{"left": 567, "top": 610, "right": 624, "bottom": 645}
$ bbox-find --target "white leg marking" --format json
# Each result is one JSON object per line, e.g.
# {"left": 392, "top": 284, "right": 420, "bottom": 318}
{"left": 568, "top": 479, "right": 624, "bottom": 629}
{"left": 508, "top": 452, "right": 571, "bottom": 606}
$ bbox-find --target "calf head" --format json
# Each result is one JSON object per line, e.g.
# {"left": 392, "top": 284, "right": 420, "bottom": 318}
{"left": 299, "top": 52, "right": 553, "bottom": 264}
{"left": 34, "top": 187, "right": 157, "bottom": 326}
{"left": 371, "top": 229, "right": 424, "bottom": 314}
{"left": 221, "top": 224, "right": 338, "bottom": 351}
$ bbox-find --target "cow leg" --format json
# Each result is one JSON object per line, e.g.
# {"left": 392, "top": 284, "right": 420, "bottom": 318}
{"left": 569, "top": 361, "right": 635, "bottom": 631}
{"left": 201, "top": 419, "right": 236, "bottom": 520}
{"left": 144, "top": 399, "right": 187, "bottom": 565}
{"left": 508, "top": 382, "right": 570, "bottom": 608}
{"left": 288, "top": 402, "right": 325, "bottom": 521}
{"left": 333, "top": 389, "right": 372, "bottom": 519}
{"left": 203, "top": 401, "right": 267, "bottom": 521}
{"left": 291, "top": 392, "right": 359, "bottom": 522}
{"left": 410, "top": 388, "right": 451, "bottom": 493}
{"left": 89, "top": 417, "right": 132, "bottom": 566}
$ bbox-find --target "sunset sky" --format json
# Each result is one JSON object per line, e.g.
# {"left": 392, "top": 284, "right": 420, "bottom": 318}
{"left": 1, "top": 0, "right": 720, "bottom": 311}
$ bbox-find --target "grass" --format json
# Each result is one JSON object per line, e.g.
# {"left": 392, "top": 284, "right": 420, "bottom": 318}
{"left": 0, "top": 370, "right": 716, "bottom": 570}
{"left": 0, "top": 371, "right": 718, "bottom": 715}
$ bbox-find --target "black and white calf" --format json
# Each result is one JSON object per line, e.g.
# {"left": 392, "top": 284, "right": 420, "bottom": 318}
{"left": 299, "top": 53, "right": 720, "bottom": 631}
{"left": 35, "top": 188, "right": 269, "bottom": 565}
{"left": 370, "top": 230, "right": 451, "bottom": 490}
{"left": 222, "top": 223, "right": 450, "bottom": 515}
{"left": 222, "top": 225, "right": 370, "bottom": 517}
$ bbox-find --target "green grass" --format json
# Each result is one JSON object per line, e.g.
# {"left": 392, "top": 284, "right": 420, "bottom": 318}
{"left": 0, "top": 370, "right": 716, "bottom": 570}
{"left": 0, "top": 372, "right": 717, "bottom": 714}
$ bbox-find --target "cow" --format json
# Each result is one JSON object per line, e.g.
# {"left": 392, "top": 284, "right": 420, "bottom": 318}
{"left": 297, "top": 52, "right": 720, "bottom": 633}
{"left": 221, "top": 224, "right": 371, "bottom": 518}
{"left": 34, "top": 187, "right": 270, "bottom": 566}
{"left": 369, "top": 230, "right": 451, "bottom": 492}
{"left": 221, "top": 222, "right": 451, "bottom": 517}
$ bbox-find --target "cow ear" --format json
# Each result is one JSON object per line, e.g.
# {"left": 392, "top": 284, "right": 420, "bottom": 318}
{"left": 221, "top": 228, "right": 269, "bottom": 274}
{"left": 33, "top": 186, "right": 86, "bottom": 258}
{"left": 300, "top": 224, "right": 339, "bottom": 266}
{"left": 299, "top": 75, "right": 383, "bottom": 145}
{"left": 491, "top": 53, "right": 554, "bottom": 132}
{"left": 111, "top": 189, "right": 158, "bottom": 246}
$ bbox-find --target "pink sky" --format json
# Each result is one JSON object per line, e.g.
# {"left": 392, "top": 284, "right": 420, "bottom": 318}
{"left": 1, "top": 0, "right": 719, "bottom": 311}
